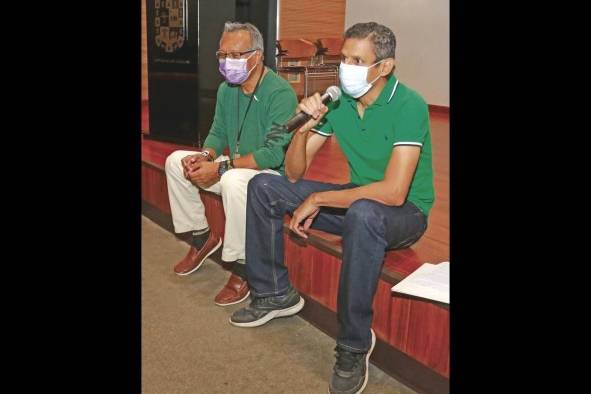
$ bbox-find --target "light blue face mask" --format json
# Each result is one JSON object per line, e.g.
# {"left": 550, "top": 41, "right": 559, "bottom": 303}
{"left": 338, "top": 60, "right": 385, "bottom": 98}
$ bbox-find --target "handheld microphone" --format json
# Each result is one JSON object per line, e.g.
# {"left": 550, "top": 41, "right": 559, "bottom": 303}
{"left": 283, "top": 86, "right": 341, "bottom": 132}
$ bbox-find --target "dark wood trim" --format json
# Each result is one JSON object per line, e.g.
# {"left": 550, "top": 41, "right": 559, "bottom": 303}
{"left": 142, "top": 159, "right": 165, "bottom": 172}
{"left": 283, "top": 225, "right": 343, "bottom": 259}
{"left": 428, "top": 104, "right": 449, "bottom": 115}
{"left": 379, "top": 266, "right": 405, "bottom": 285}
{"left": 299, "top": 294, "right": 449, "bottom": 394}
{"left": 393, "top": 292, "right": 450, "bottom": 310}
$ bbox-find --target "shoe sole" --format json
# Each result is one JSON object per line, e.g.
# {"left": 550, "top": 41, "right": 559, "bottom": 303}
{"left": 214, "top": 290, "right": 251, "bottom": 307}
{"left": 328, "top": 329, "right": 376, "bottom": 394}
{"left": 228, "top": 297, "right": 305, "bottom": 328}
{"left": 175, "top": 238, "right": 222, "bottom": 276}
{"left": 357, "top": 329, "right": 376, "bottom": 394}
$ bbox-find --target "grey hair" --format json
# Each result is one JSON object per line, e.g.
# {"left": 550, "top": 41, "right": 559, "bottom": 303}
{"left": 223, "top": 21, "right": 264, "bottom": 53}
{"left": 344, "top": 22, "right": 396, "bottom": 61}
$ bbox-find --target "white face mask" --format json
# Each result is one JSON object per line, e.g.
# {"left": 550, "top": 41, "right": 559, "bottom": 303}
{"left": 338, "top": 60, "right": 384, "bottom": 98}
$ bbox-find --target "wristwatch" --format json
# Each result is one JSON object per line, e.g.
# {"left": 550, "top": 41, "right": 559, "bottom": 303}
{"left": 217, "top": 159, "right": 234, "bottom": 177}
{"left": 198, "top": 151, "right": 213, "bottom": 161}
{"left": 217, "top": 161, "right": 227, "bottom": 177}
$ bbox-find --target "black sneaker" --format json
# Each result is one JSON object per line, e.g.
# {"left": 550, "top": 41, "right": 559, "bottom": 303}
{"left": 329, "top": 329, "right": 376, "bottom": 394}
{"left": 229, "top": 286, "right": 305, "bottom": 328}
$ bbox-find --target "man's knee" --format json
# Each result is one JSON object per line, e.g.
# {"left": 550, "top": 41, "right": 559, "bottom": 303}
{"left": 165, "top": 150, "right": 187, "bottom": 175}
{"left": 345, "top": 199, "right": 385, "bottom": 230}
{"left": 219, "top": 168, "right": 245, "bottom": 189}
{"left": 247, "top": 173, "right": 282, "bottom": 196}
{"left": 219, "top": 169, "right": 256, "bottom": 199}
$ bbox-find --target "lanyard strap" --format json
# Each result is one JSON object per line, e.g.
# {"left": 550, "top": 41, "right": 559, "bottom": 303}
{"left": 235, "top": 66, "right": 265, "bottom": 156}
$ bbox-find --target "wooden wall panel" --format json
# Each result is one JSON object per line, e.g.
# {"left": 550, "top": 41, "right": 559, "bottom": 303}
{"left": 278, "top": 0, "right": 345, "bottom": 98}
{"left": 285, "top": 236, "right": 314, "bottom": 295}
{"left": 371, "top": 281, "right": 394, "bottom": 342}
{"left": 389, "top": 296, "right": 412, "bottom": 351}
{"left": 285, "top": 235, "right": 341, "bottom": 312}
{"left": 405, "top": 300, "right": 450, "bottom": 376}
{"left": 201, "top": 191, "right": 226, "bottom": 240}
{"left": 142, "top": 165, "right": 171, "bottom": 214}
{"left": 279, "top": 0, "right": 346, "bottom": 40}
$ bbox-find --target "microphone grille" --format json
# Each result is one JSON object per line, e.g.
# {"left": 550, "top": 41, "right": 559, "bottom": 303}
{"left": 325, "top": 86, "right": 342, "bottom": 102}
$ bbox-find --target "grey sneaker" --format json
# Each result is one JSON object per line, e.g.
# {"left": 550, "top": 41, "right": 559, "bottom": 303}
{"left": 229, "top": 286, "right": 305, "bottom": 328}
{"left": 329, "top": 329, "right": 376, "bottom": 394}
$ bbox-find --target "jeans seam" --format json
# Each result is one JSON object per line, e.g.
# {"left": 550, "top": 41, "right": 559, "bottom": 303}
{"left": 270, "top": 220, "right": 278, "bottom": 293}
{"left": 269, "top": 198, "right": 298, "bottom": 208}
{"left": 338, "top": 342, "right": 367, "bottom": 352}
{"left": 267, "top": 198, "right": 297, "bottom": 295}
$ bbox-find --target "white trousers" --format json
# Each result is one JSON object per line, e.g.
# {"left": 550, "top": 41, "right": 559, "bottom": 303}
{"left": 164, "top": 150, "right": 279, "bottom": 262}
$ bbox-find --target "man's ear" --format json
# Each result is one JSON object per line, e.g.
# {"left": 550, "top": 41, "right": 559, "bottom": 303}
{"left": 379, "top": 58, "right": 395, "bottom": 76}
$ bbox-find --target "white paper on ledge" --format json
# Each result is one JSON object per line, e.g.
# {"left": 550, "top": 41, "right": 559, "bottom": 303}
{"left": 391, "top": 261, "right": 449, "bottom": 304}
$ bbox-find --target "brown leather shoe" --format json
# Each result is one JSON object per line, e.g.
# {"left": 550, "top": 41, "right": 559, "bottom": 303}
{"left": 214, "top": 273, "right": 250, "bottom": 306}
{"left": 173, "top": 233, "right": 222, "bottom": 276}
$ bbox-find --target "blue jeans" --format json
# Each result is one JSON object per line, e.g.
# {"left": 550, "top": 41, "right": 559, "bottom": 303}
{"left": 245, "top": 174, "right": 428, "bottom": 353}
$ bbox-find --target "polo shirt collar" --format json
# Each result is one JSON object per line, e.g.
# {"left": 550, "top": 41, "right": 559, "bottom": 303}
{"left": 376, "top": 74, "right": 399, "bottom": 106}
{"left": 343, "top": 74, "right": 399, "bottom": 108}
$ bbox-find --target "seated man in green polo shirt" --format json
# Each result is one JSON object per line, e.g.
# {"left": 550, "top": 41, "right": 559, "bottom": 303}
{"left": 229, "top": 22, "right": 435, "bottom": 394}
{"left": 164, "top": 21, "right": 297, "bottom": 306}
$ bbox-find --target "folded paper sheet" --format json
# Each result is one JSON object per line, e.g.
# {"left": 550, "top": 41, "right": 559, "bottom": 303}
{"left": 391, "top": 261, "right": 449, "bottom": 304}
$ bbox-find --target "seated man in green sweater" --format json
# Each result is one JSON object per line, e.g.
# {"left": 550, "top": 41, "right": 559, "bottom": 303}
{"left": 164, "top": 21, "right": 297, "bottom": 306}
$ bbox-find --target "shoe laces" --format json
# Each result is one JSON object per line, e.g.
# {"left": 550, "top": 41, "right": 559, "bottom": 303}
{"left": 334, "top": 347, "right": 363, "bottom": 372}
{"left": 251, "top": 288, "right": 292, "bottom": 309}
{"left": 250, "top": 296, "right": 272, "bottom": 309}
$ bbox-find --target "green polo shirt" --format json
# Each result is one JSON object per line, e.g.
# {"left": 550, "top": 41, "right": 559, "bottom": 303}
{"left": 203, "top": 69, "right": 298, "bottom": 173}
{"left": 313, "top": 75, "right": 435, "bottom": 216}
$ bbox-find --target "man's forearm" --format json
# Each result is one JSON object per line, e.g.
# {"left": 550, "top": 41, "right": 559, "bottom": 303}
{"left": 201, "top": 145, "right": 259, "bottom": 170}
{"left": 231, "top": 153, "right": 260, "bottom": 170}
{"left": 285, "top": 130, "right": 308, "bottom": 181}
{"left": 312, "top": 181, "right": 407, "bottom": 209}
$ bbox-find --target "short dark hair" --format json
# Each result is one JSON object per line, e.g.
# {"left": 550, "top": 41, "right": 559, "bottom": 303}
{"left": 344, "top": 22, "right": 396, "bottom": 61}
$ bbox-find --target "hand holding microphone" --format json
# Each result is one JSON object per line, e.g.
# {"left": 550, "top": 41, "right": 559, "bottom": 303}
{"left": 284, "top": 86, "right": 341, "bottom": 133}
